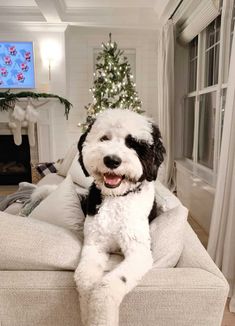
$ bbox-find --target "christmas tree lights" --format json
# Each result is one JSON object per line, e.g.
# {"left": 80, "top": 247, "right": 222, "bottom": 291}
{"left": 79, "top": 33, "right": 143, "bottom": 131}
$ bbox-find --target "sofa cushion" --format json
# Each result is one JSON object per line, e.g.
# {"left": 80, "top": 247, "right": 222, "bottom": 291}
{"left": 57, "top": 143, "right": 78, "bottom": 177}
{"left": 37, "top": 173, "right": 65, "bottom": 186}
{"left": 150, "top": 204, "right": 188, "bottom": 267}
{"left": 0, "top": 211, "right": 81, "bottom": 270}
{"left": 4, "top": 202, "right": 23, "bottom": 215}
{"left": 155, "top": 180, "right": 181, "bottom": 212}
{"left": 30, "top": 175, "right": 85, "bottom": 238}
{"left": 68, "top": 153, "right": 93, "bottom": 189}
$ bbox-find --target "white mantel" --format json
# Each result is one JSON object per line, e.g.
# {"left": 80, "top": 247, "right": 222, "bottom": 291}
{"left": 0, "top": 99, "right": 68, "bottom": 162}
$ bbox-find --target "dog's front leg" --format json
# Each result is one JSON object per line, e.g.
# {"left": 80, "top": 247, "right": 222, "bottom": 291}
{"left": 74, "top": 245, "right": 109, "bottom": 326}
{"left": 88, "top": 244, "right": 153, "bottom": 326}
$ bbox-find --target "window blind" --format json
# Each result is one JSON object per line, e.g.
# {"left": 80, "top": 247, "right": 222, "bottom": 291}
{"left": 173, "top": 0, "right": 220, "bottom": 43}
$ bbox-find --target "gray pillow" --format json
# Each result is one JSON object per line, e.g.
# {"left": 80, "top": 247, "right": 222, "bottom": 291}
{"left": 29, "top": 175, "right": 85, "bottom": 238}
{"left": 150, "top": 204, "right": 188, "bottom": 267}
{"left": 0, "top": 211, "right": 81, "bottom": 270}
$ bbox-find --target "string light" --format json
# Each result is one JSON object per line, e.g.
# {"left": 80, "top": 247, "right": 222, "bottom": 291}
{"left": 82, "top": 35, "right": 142, "bottom": 131}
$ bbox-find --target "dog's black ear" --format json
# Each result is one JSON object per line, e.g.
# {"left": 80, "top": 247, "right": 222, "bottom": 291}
{"left": 150, "top": 124, "right": 166, "bottom": 180}
{"left": 77, "top": 121, "right": 94, "bottom": 177}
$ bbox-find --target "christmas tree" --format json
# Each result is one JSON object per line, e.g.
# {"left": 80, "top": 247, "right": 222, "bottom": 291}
{"left": 80, "top": 33, "right": 143, "bottom": 131}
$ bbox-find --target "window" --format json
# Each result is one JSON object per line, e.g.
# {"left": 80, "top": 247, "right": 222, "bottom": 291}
{"left": 188, "top": 37, "right": 198, "bottom": 92}
{"left": 205, "top": 16, "right": 221, "bottom": 87}
{"left": 183, "top": 0, "right": 234, "bottom": 184}
{"left": 183, "top": 97, "right": 195, "bottom": 159}
{"left": 230, "top": 1, "right": 235, "bottom": 55}
{"left": 198, "top": 92, "right": 216, "bottom": 169}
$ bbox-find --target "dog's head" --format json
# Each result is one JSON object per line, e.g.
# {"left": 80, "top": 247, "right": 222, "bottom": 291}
{"left": 78, "top": 109, "right": 165, "bottom": 196}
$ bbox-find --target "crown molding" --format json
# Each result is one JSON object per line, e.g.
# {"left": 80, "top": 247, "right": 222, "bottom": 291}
{"left": 154, "top": 0, "right": 182, "bottom": 24}
{"left": 0, "top": 22, "right": 68, "bottom": 32}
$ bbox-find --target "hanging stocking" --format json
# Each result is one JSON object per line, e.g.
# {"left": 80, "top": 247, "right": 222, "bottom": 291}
{"left": 9, "top": 104, "right": 25, "bottom": 145}
{"left": 25, "top": 102, "right": 38, "bottom": 147}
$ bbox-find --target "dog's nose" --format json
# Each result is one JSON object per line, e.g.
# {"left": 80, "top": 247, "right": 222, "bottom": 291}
{"left": 103, "top": 155, "right": 122, "bottom": 169}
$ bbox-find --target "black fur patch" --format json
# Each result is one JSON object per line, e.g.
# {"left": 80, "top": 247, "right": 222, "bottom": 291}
{"left": 151, "top": 124, "right": 166, "bottom": 170}
{"left": 80, "top": 195, "right": 88, "bottom": 216}
{"left": 120, "top": 276, "right": 127, "bottom": 283}
{"left": 81, "top": 183, "right": 102, "bottom": 216}
{"left": 125, "top": 124, "right": 165, "bottom": 182}
{"left": 148, "top": 200, "right": 157, "bottom": 224}
{"left": 77, "top": 122, "right": 95, "bottom": 177}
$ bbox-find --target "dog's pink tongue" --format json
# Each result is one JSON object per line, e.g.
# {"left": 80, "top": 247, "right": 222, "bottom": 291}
{"left": 104, "top": 173, "right": 122, "bottom": 186}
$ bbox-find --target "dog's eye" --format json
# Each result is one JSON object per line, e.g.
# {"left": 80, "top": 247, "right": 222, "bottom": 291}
{"left": 100, "top": 135, "right": 110, "bottom": 142}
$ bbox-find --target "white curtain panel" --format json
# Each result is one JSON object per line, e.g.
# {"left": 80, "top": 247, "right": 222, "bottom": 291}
{"left": 157, "top": 20, "right": 175, "bottom": 189}
{"left": 207, "top": 26, "right": 235, "bottom": 312}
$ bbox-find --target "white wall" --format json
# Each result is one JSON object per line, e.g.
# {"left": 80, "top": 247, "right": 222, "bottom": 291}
{"left": 65, "top": 26, "right": 159, "bottom": 145}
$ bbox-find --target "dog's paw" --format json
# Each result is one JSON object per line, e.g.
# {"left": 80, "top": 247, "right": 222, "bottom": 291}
{"left": 92, "top": 275, "right": 126, "bottom": 305}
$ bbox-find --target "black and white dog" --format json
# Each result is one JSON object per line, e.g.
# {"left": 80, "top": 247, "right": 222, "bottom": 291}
{"left": 74, "top": 109, "right": 165, "bottom": 326}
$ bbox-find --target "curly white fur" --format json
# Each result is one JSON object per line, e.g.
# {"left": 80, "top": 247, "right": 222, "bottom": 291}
{"left": 74, "top": 109, "right": 163, "bottom": 326}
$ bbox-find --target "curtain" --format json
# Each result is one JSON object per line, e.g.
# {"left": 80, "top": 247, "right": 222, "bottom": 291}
{"left": 157, "top": 20, "right": 175, "bottom": 189}
{"left": 207, "top": 27, "right": 235, "bottom": 312}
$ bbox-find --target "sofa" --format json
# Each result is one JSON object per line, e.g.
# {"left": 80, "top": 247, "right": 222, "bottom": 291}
{"left": 0, "top": 149, "right": 229, "bottom": 326}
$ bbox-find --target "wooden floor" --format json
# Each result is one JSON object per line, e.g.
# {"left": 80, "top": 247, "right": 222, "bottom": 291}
{"left": 0, "top": 185, "right": 18, "bottom": 196}
{"left": 188, "top": 215, "right": 235, "bottom": 326}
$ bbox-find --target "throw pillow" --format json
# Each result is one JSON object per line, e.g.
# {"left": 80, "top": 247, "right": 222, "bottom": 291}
{"left": 29, "top": 174, "right": 85, "bottom": 238}
{"left": 0, "top": 211, "right": 81, "bottom": 270}
{"left": 150, "top": 204, "right": 188, "bottom": 267}
{"left": 68, "top": 153, "right": 93, "bottom": 189}
{"left": 57, "top": 143, "right": 78, "bottom": 177}
{"left": 35, "top": 162, "right": 57, "bottom": 177}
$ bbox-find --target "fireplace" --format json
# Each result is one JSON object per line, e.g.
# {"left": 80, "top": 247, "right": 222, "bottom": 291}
{"left": 0, "top": 135, "right": 32, "bottom": 185}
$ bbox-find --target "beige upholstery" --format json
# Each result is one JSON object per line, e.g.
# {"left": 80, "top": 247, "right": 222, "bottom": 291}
{"left": 0, "top": 211, "right": 81, "bottom": 271}
{"left": 0, "top": 174, "right": 229, "bottom": 326}
{"left": 0, "top": 222, "right": 228, "bottom": 326}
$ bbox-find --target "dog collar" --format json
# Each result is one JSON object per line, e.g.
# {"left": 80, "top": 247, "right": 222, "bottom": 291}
{"left": 119, "top": 183, "right": 143, "bottom": 197}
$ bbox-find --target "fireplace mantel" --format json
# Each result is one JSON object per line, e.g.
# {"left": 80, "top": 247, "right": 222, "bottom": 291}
{"left": 0, "top": 98, "right": 68, "bottom": 162}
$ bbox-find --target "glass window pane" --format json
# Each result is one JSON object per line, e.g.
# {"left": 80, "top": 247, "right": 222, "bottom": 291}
{"left": 206, "top": 15, "right": 221, "bottom": 48}
{"left": 205, "top": 16, "right": 221, "bottom": 87}
{"left": 188, "top": 37, "right": 198, "bottom": 92}
{"left": 189, "top": 59, "right": 197, "bottom": 92}
{"left": 198, "top": 92, "right": 216, "bottom": 169}
{"left": 184, "top": 97, "right": 195, "bottom": 159}
{"left": 189, "top": 36, "right": 198, "bottom": 60}
{"left": 205, "top": 44, "right": 220, "bottom": 86}
{"left": 229, "top": 2, "right": 235, "bottom": 58}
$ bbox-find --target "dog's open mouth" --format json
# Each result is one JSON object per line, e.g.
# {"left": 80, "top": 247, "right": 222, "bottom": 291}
{"left": 103, "top": 173, "right": 124, "bottom": 188}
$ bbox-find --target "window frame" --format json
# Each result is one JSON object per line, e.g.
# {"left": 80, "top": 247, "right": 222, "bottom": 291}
{"left": 183, "top": 0, "right": 234, "bottom": 186}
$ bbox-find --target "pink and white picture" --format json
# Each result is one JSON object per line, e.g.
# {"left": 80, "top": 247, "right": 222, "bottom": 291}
{"left": 0, "top": 42, "right": 35, "bottom": 89}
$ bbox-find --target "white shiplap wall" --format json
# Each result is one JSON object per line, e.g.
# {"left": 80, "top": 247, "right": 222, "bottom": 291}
{"left": 65, "top": 26, "right": 159, "bottom": 146}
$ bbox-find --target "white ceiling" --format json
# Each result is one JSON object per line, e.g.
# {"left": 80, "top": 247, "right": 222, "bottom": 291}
{"left": 0, "top": 0, "right": 181, "bottom": 30}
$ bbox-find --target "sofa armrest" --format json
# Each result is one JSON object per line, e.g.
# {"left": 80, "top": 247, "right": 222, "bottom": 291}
{"left": 177, "top": 223, "right": 229, "bottom": 284}
{"left": 119, "top": 222, "right": 229, "bottom": 326}
{"left": 120, "top": 264, "right": 228, "bottom": 326}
